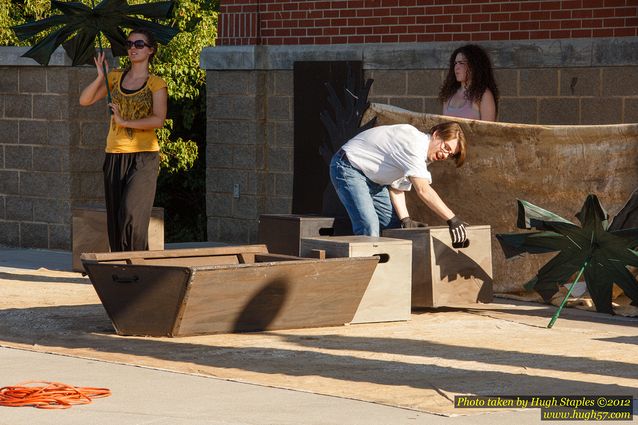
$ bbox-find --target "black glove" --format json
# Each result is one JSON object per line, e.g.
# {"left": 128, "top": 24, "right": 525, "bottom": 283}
{"left": 447, "top": 216, "right": 470, "bottom": 248}
{"left": 400, "top": 217, "right": 428, "bottom": 229}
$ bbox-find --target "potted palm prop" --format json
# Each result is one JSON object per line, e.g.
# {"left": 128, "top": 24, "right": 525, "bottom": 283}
{"left": 12, "top": 0, "right": 178, "bottom": 103}
{"left": 496, "top": 195, "right": 638, "bottom": 327}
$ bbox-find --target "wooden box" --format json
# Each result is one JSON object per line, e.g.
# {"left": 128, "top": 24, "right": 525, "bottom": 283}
{"left": 81, "top": 245, "right": 379, "bottom": 336}
{"left": 72, "top": 207, "right": 164, "bottom": 272}
{"left": 300, "top": 236, "right": 412, "bottom": 323}
{"left": 382, "top": 225, "right": 493, "bottom": 308}
{"left": 258, "top": 214, "right": 339, "bottom": 256}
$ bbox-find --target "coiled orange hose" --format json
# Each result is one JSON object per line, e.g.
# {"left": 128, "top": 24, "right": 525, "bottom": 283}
{"left": 0, "top": 381, "right": 111, "bottom": 409}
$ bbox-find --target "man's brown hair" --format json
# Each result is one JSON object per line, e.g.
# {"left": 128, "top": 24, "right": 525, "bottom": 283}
{"left": 430, "top": 121, "right": 467, "bottom": 167}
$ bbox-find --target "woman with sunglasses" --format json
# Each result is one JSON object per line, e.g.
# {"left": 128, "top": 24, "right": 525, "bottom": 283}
{"left": 330, "top": 122, "right": 470, "bottom": 247}
{"left": 439, "top": 44, "right": 499, "bottom": 122}
{"left": 79, "top": 28, "right": 167, "bottom": 251}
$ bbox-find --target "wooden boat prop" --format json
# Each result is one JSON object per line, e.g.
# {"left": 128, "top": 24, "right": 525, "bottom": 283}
{"left": 81, "top": 245, "right": 379, "bottom": 336}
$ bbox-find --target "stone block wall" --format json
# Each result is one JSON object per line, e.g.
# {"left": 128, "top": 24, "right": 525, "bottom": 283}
{"left": 202, "top": 38, "right": 638, "bottom": 293}
{"left": 202, "top": 38, "right": 638, "bottom": 247}
{"left": 206, "top": 69, "right": 295, "bottom": 242}
{"left": 0, "top": 48, "right": 106, "bottom": 250}
{"left": 206, "top": 65, "right": 638, "bottom": 246}
{"left": 368, "top": 66, "right": 638, "bottom": 124}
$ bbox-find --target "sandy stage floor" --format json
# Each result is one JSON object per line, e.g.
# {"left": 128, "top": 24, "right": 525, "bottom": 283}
{"left": 1, "top": 263, "right": 637, "bottom": 416}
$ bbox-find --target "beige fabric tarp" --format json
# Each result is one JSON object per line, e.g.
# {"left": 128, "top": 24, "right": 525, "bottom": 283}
{"left": 362, "top": 104, "right": 638, "bottom": 292}
{"left": 1, "top": 268, "right": 638, "bottom": 416}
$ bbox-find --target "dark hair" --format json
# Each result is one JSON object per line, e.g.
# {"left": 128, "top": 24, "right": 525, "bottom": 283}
{"left": 438, "top": 44, "right": 499, "bottom": 114}
{"left": 430, "top": 121, "right": 467, "bottom": 168}
{"left": 128, "top": 28, "right": 158, "bottom": 62}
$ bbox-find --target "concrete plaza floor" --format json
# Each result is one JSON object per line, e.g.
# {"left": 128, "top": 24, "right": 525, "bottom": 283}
{"left": 0, "top": 346, "right": 546, "bottom": 425}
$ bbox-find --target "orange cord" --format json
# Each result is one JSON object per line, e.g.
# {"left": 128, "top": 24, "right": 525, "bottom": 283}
{"left": 0, "top": 381, "right": 111, "bottom": 409}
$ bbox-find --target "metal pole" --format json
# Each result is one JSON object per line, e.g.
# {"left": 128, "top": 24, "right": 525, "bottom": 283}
{"left": 92, "top": 0, "right": 112, "bottom": 105}
{"left": 547, "top": 262, "right": 587, "bottom": 329}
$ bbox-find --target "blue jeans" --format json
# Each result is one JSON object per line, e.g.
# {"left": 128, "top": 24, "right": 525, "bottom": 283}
{"left": 330, "top": 150, "right": 400, "bottom": 236}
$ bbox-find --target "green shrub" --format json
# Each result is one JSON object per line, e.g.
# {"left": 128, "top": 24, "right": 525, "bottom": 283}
{"left": 2, "top": 0, "right": 218, "bottom": 242}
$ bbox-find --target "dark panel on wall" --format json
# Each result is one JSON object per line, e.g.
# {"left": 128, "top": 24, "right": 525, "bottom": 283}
{"left": 292, "top": 61, "right": 362, "bottom": 215}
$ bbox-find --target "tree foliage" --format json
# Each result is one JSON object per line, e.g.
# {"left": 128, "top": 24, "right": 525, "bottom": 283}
{"left": 0, "top": 0, "right": 50, "bottom": 45}
{"left": 2, "top": 0, "right": 218, "bottom": 241}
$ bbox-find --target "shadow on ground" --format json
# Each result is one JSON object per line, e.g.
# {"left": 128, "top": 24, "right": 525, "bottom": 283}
{"left": 413, "top": 304, "right": 638, "bottom": 328}
{"left": 0, "top": 303, "right": 636, "bottom": 404}
{"left": 0, "top": 271, "right": 89, "bottom": 285}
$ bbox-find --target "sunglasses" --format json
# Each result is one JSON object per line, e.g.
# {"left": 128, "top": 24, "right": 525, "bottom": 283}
{"left": 125, "top": 40, "right": 151, "bottom": 50}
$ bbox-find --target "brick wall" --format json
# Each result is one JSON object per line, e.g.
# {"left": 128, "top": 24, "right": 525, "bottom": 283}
{"left": 0, "top": 49, "right": 107, "bottom": 249}
{"left": 219, "top": 0, "right": 638, "bottom": 46}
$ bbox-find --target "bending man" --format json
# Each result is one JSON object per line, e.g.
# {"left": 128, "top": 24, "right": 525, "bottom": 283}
{"left": 330, "top": 122, "right": 469, "bottom": 246}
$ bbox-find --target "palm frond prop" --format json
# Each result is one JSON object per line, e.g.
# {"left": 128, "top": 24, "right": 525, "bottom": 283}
{"left": 319, "top": 67, "right": 376, "bottom": 165}
{"left": 12, "top": 0, "right": 178, "bottom": 66}
{"left": 318, "top": 66, "right": 375, "bottom": 230}
{"left": 496, "top": 195, "right": 638, "bottom": 327}
{"left": 12, "top": 0, "right": 178, "bottom": 104}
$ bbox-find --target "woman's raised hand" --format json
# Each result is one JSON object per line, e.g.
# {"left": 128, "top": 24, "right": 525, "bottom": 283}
{"left": 93, "top": 51, "right": 109, "bottom": 80}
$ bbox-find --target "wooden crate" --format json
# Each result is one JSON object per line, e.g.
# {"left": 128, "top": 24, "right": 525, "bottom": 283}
{"left": 258, "top": 214, "right": 340, "bottom": 256}
{"left": 300, "top": 236, "right": 412, "bottom": 323}
{"left": 382, "top": 225, "right": 493, "bottom": 308}
{"left": 81, "top": 245, "right": 379, "bottom": 336}
{"left": 71, "top": 207, "right": 164, "bottom": 272}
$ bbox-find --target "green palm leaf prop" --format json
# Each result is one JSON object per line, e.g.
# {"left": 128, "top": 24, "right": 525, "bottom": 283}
{"left": 12, "top": 0, "right": 178, "bottom": 66}
{"left": 496, "top": 195, "right": 638, "bottom": 327}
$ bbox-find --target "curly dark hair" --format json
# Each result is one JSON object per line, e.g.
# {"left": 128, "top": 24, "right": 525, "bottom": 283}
{"left": 438, "top": 44, "right": 499, "bottom": 114}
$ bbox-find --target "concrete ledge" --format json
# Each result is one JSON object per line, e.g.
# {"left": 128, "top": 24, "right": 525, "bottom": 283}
{"left": 201, "top": 44, "right": 364, "bottom": 70}
{"left": 201, "top": 37, "right": 638, "bottom": 70}
{"left": 0, "top": 46, "right": 116, "bottom": 67}
{"left": 0, "top": 46, "right": 75, "bottom": 66}
{"left": 200, "top": 45, "right": 258, "bottom": 70}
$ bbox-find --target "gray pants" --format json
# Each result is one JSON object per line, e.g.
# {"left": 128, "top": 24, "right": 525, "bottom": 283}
{"left": 103, "top": 152, "right": 159, "bottom": 252}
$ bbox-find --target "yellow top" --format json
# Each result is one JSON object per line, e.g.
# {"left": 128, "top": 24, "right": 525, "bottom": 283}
{"left": 105, "top": 69, "right": 167, "bottom": 153}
